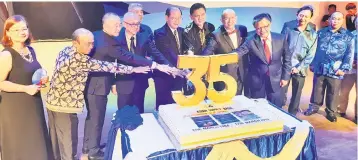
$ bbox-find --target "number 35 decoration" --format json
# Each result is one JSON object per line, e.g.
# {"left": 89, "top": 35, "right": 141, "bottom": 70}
{"left": 172, "top": 53, "right": 238, "bottom": 106}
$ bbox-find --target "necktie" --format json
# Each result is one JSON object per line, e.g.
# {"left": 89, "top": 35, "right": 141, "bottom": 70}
{"left": 174, "top": 30, "right": 181, "bottom": 53}
{"left": 199, "top": 29, "right": 205, "bottom": 47}
{"left": 263, "top": 39, "right": 271, "bottom": 64}
{"left": 130, "top": 36, "right": 135, "bottom": 53}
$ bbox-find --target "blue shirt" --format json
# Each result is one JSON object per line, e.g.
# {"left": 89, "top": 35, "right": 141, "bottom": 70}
{"left": 346, "top": 30, "right": 357, "bottom": 74}
{"left": 311, "top": 27, "right": 355, "bottom": 79}
{"left": 281, "top": 20, "right": 318, "bottom": 76}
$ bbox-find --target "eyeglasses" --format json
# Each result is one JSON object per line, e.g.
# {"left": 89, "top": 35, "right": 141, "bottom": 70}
{"left": 124, "top": 21, "right": 141, "bottom": 27}
{"left": 9, "top": 28, "right": 29, "bottom": 33}
{"left": 222, "top": 17, "right": 236, "bottom": 21}
{"left": 169, "top": 17, "right": 182, "bottom": 21}
{"left": 255, "top": 25, "right": 270, "bottom": 31}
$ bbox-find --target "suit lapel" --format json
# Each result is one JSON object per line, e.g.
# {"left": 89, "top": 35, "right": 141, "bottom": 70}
{"left": 235, "top": 25, "right": 243, "bottom": 47}
{"left": 221, "top": 26, "right": 235, "bottom": 50}
{"left": 178, "top": 28, "right": 183, "bottom": 54}
{"left": 135, "top": 34, "right": 145, "bottom": 56}
{"left": 271, "top": 33, "right": 276, "bottom": 62}
{"left": 253, "top": 34, "right": 268, "bottom": 64}
{"left": 166, "top": 24, "right": 181, "bottom": 54}
{"left": 118, "top": 29, "right": 129, "bottom": 51}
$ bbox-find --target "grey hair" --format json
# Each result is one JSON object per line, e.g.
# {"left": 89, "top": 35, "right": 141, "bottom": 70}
{"left": 252, "top": 13, "right": 272, "bottom": 26}
{"left": 123, "top": 12, "right": 139, "bottom": 22}
{"left": 221, "top": 9, "right": 236, "bottom": 18}
{"left": 102, "top": 12, "right": 120, "bottom": 24}
{"left": 128, "top": 3, "right": 143, "bottom": 11}
{"left": 329, "top": 11, "right": 344, "bottom": 20}
{"left": 72, "top": 28, "right": 92, "bottom": 41}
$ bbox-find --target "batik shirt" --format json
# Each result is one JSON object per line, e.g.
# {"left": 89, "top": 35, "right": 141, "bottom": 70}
{"left": 310, "top": 27, "right": 355, "bottom": 79}
{"left": 346, "top": 30, "right": 357, "bottom": 74}
{"left": 46, "top": 46, "right": 133, "bottom": 113}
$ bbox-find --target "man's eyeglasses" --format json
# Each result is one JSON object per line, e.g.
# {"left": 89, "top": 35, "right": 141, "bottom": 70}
{"left": 255, "top": 25, "right": 270, "bottom": 31}
{"left": 124, "top": 21, "right": 141, "bottom": 27}
{"left": 169, "top": 17, "right": 182, "bottom": 21}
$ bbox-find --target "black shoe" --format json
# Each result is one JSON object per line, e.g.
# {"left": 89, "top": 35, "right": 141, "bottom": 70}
{"left": 88, "top": 151, "right": 104, "bottom": 160}
{"left": 303, "top": 108, "right": 319, "bottom": 116}
{"left": 326, "top": 113, "right": 337, "bottom": 122}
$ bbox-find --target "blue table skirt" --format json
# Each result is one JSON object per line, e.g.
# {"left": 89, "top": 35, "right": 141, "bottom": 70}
{"left": 145, "top": 127, "right": 317, "bottom": 160}
{"left": 105, "top": 103, "right": 317, "bottom": 160}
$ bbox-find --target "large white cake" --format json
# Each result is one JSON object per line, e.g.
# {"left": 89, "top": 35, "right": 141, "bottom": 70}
{"left": 158, "top": 96, "right": 285, "bottom": 150}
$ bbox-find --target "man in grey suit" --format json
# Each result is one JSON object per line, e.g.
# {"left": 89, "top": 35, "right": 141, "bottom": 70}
{"left": 234, "top": 13, "right": 292, "bottom": 108}
{"left": 203, "top": 9, "right": 248, "bottom": 95}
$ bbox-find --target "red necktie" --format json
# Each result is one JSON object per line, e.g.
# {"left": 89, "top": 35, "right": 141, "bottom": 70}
{"left": 263, "top": 39, "right": 271, "bottom": 64}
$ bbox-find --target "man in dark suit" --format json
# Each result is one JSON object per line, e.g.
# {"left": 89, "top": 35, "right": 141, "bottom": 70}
{"left": 114, "top": 12, "right": 173, "bottom": 113}
{"left": 183, "top": 3, "right": 215, "bottom": 56}
{"left": 234, "top": 13, "right": 291, "bottom": 108}
{"left": 345, "top": 3, "right": 357, "bottom": 32}
{"left": 83, "top": 13, "right": 176, "bottom": 159}
{"left": 153, "top": 7, "right": 187, "bottom": 109}
{"left": 203, "top": 9, "right": 248, "bottom": 96}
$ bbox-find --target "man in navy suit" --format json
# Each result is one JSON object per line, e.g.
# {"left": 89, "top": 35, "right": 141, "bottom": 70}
{"left": 83, "top": 13, "right": 176, "bottom": 159}
{"left": 114, "top": 12, "right": 174, "bottom": 113}
{"left": 234, "top": 13, "right": 292, "bottom": 108}
{"left": 153, "top": 7, "right": 187, "bottom": 109}
{"left": 203, "top": 9, "right": 248, "bottom": 96}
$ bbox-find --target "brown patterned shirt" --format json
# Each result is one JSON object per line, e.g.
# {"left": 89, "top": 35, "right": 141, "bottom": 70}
{"left": 46, "top": 46, "right": 133, "bottom": 113}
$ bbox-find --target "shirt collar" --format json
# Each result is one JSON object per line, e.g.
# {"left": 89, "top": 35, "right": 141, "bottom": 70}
{"left": 168, "top": 26, "right": 177, "bottom": 34}
{"left": 327, "top": 26, "right": 345, "bottom": 34}
{"left": 260, "top": 34, "right": 272, "bottom": 42}
{"left": 125, "top": 31, "right": 136, "bottom": 41}
{"left": 294, "top": 21, "right": 313, "bottom": 32}
{"left": 193, "top": 22, "right": 206, "bottom": 31}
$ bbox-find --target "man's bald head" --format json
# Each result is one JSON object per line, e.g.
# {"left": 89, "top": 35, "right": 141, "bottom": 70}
{"left": 329, "top": 11, "right": 344, "bottom": 29}
{"left": 72, "top": 28, "right": 94, "bottom": 55}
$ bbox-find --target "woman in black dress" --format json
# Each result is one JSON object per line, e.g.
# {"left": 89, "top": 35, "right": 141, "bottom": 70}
{"left": 0, "top": 15, "right": 53, "bottom": 160}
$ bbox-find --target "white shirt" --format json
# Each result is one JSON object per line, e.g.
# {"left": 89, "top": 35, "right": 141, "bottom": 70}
{"left": 169, "top": 26, "right": 180, "bottom": 48}
{"left": 261, "top": 34, "right": 273, "bottom": 59}
{"left": 228, "top": 32, "right": 238, "bottom": 49}
{"left": 125, "top": 32, "right": 136, "bottom": 50}
{"left": 351, "top": 15, "right": 356, "bottom": 23}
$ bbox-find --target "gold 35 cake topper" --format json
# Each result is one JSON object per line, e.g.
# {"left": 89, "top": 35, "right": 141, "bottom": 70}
{"left": 172, "top": 53, "right": 238, "bottom": 106}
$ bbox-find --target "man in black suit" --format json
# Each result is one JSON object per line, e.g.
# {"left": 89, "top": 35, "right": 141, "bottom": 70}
{"left": 203, "top": 9, "right": 248, "bottom": 96}
{"left": 233, "top": 13, "right": 292, "bottom": 108}
{"left": 345, "top": 3, "right": 357, "bottom": 32}
{"left": 153, "top": 7, "right": 187, "bottom": 109}
{"left": 83, "top": 12, "right": 176, "bottom": 159}
{"left": 183, "top": 3, "right": 215, "bottom": 55}
{"left": 114, "top": 12, "right": 174, "bottom": 114}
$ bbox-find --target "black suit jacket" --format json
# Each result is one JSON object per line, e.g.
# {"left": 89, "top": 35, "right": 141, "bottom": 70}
{"left": 115, "top": 28, "right": 170, "bottom": 94}
{"left": 86, "top": 30, "right": 153, "bottom": 96}
{"left": 203, "top": 25, "right": 248, "bottom": 82}
{"left": 183, "top": 22, "right": 215, "bottom": 55}
{"left": 346, "top": 15, "right": 357, "bottom": 32}
{"left": 154, "top": 23, "right": 184, "bottom": 67}
{"left": 236, "top": 32, "right": 292, "bottom": 91}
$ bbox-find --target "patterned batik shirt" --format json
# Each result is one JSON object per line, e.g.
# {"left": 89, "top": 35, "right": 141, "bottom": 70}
{"left": 310, "top": 27, "right": 355, "bottom": 79}
{"left": 46, "top": 46, "right": 133, "bottom": 113}
{"left": 346, "top": 30, "right": 357, "bottom": 74}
